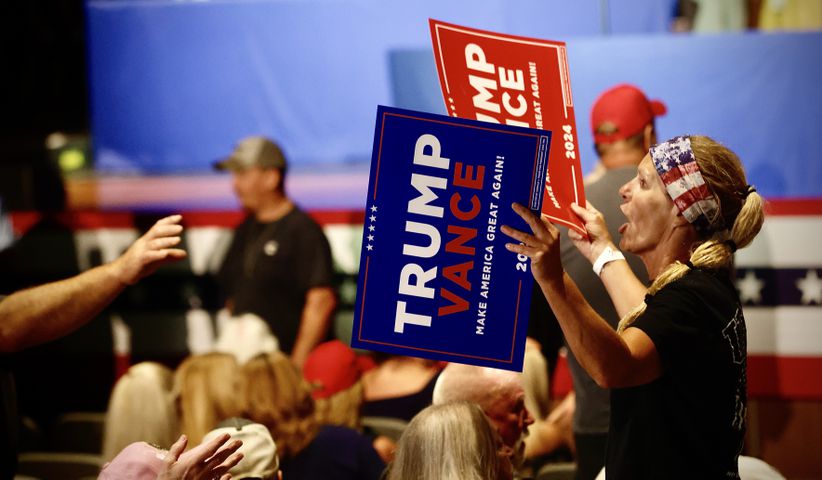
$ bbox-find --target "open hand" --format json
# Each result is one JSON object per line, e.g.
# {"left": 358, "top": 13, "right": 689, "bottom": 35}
{"left": 112, "top": 215, "right": 187, "bottom": 285}
{"left": 156, "top": 433, "right": 243, "bottom": 480}
{"left": 501, "top": 203, "right": 563, "bottom": 285}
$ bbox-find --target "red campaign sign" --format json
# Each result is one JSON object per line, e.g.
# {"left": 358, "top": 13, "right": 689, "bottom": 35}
{"left": 429, "top": 19, "right": 586, "bottom": 235}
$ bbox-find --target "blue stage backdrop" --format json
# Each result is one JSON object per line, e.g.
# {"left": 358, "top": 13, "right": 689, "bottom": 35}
{"left": 87, "top": 0, "right": 821, "bottom": 201}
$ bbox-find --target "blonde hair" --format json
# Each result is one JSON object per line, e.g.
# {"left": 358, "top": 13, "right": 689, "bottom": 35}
{"left": 618, "top": 135, "right": 765, "bottom": 332}
{"left": 176, "top": 353, "right": 243, "bottom": 444}
{"left": 313, "top": 381, "right": 364, "bottom": 429}
{"left": 239, "top": 352, "right": 319, "bottom": 458}
{"left": 387, "top": 401, "right": 507, "bottom": 480}
{"left": 102, "top": 362, "right": 179, "bottom": 461}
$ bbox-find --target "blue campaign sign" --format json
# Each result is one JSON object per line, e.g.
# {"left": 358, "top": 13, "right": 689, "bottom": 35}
{"left": 351, "top": 106, "right": 551, "bottom": 371}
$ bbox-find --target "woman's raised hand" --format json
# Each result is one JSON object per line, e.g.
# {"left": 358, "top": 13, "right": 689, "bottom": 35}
{"left": 501, "top": 203, "right": 563, "bottom": 285}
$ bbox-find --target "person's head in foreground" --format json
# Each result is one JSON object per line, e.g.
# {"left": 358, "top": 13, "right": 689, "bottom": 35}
{"left": 175, "top": 352, "right": 243, "bottom": 445}
{"left": 615, "top": 135, "right": 764, "bottom": 327}
{"left": 202, "top": 418, "right": 281, "bottom": 480}
{"left": 386, "top": 401, "right": 513, "bottom": 480}
{"left": 432, "top": 363, "right": 533, "bottom": 469}
{"left": 103, "top": 362, "right": 179, "bottom": 462}
{"left": 239, "top": 352, "right": 319, "bottom": 459}
{"left": 98, "top": 432, "right": 243, "bottom": 480}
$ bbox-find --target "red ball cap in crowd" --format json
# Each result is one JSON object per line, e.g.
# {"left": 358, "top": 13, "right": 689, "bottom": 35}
{"left": 303, "top": 340, "right": 370, "bottom": 399}
{"left": 590, "top": 84, "right": 667, "bottom": 144}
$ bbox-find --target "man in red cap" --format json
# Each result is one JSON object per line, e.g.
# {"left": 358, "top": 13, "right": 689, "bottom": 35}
{"left": 545, "top": 84, "right": 664, "bottom": 480}
{"left": 585, "top": 84, "right": 667, "bottom": 183}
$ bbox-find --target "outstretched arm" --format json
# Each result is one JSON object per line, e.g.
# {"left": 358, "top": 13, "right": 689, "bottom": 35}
{"left": 0, "top": 215, "right": 186, "bottom": 353}
{"left": 502, "top": 203, "right": 660, "bottom": 389}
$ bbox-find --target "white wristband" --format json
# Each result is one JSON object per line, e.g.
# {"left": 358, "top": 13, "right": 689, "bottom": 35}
{"left": 592, "top": 246, "right": 625, "bottom": 277}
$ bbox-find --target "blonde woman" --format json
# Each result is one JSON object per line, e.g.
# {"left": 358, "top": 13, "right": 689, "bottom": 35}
{"left": 504, "top": 135, "right": 764, "bottom": 479}
{"left": 102, "top": 362, "right": 179, "bottom": 461}
{"left": 386, "top": 401, "right": 512, "bottom": 480}
{"left": 175, "top": 353, "right": 243, "bottom": 445}
{"left": 312, "top": 381, "right": 364, "bottom": 430}
{"left": 239, "top": 352, "right": 384, "bottom": 479}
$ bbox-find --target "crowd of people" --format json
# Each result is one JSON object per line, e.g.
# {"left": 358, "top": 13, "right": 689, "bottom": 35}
{"left": 0, "top": 83, "right": 786, "bottom": 479}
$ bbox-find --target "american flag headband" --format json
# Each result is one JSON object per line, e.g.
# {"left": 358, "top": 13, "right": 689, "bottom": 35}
{"left": 650, "top": 136, "right": 721, "bottom": 236}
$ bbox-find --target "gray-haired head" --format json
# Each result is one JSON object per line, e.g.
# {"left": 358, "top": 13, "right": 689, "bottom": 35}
{"left": 432, "top": 363, "right": 533, "bottom": 463}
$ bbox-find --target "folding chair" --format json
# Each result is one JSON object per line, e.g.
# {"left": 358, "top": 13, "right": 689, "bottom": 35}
{"left": 360, "top": 416, "right": 408, "bottom": 442}
{"left": 50, "top": 412, "right": 106, "bottom": 454}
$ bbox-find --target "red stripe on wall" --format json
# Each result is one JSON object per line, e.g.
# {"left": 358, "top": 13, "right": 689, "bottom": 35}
{"left": 765, "top": 198, "right": 822, "bottom": 216}
{"left": 748, "top": 355, "right": 822, "bottom": 400}
{"left": 308, "top": 210, "right": 367, "bottom": 225}
{"left": 8, "top": 212, "right": 40, "bottom": 235}
{"left": 8, "top": 198, "right": 820, "bottom": 233}
{"left": 9, "top": 211, "right": 135, "bottom": 234}
{"left": 10, "top": 209, "right": 368, "bottom": 234}
{"left": 181, "top": 210, "right": 366, "bottom": 226}
{"left": 181, "top": 211, "right": 245, "bottom": 228}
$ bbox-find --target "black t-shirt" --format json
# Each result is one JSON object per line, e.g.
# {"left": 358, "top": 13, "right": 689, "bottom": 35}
{"left": 280, "top": 425, "right": 385, "bottom": 480}
{"left": 361, "top": 370, "right": 440, "bottom": 422}
{"left": 607, "top": 269, "right": 746, "bottom": 479}
{"left": 217, "top": 208, "right": 335, "bottom": 353}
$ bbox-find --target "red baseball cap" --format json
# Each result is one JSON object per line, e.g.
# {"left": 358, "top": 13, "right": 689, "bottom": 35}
{"left": 591, "top": 84, "right": 667, "bottom": 144}
{"left": 303, "top": 340, "right": 370, "bottom": 399}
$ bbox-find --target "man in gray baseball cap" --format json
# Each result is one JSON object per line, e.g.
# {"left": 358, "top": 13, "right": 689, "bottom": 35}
{"left": 215, "top": 136, "right": 336, "bottom": 368}
{"left": 214, "top": 136, "right": 288, "bottom": 172}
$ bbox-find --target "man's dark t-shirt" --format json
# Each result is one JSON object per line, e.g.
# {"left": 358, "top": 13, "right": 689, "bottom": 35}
{"left": 217, "top": 208, "right": 335, "bottom": 354}
{"left": 607, "top": 269, "right": 746, "bottom": 479}
{"left": 280, "top": 425, "right": 385, "bottom": 480}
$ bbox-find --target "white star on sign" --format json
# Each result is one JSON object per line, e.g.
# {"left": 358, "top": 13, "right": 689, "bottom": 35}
{"left": 736, "top": 270, "right": 764, "bottom": 304}
{"left": 368, "top": 225, "right": 375, "bottom": 232}
{"left": 369, "top": 215, "right": 377, "bottom": 222}
{"left": 367, "top": 234, "right": 374, "bottom": 241}
{"left": 796, "top": 269, "right": 822, "bottom": 305}
{"left": 367, "top": 244, "right": 373, "bottom": 251}
{"left": 370, "top": 205, "right": 378, "bottom": 212}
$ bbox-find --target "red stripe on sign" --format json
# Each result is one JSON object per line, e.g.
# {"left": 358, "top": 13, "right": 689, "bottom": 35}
{"left": 765, "top": 198, "right": 822, "bottom": 216}
{"left": 748, "top": 355, "right": 822, "bottom": 400}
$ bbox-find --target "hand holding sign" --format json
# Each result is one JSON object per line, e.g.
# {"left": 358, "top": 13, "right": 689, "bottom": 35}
{"left": 351, "top": 106, "right": 551, "bottom": 371}
{"left": 501, "top": 203, "right": 564, "bottom": 287}
{"left": 567, "top": 202, "right": 616, "bottom": 264}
